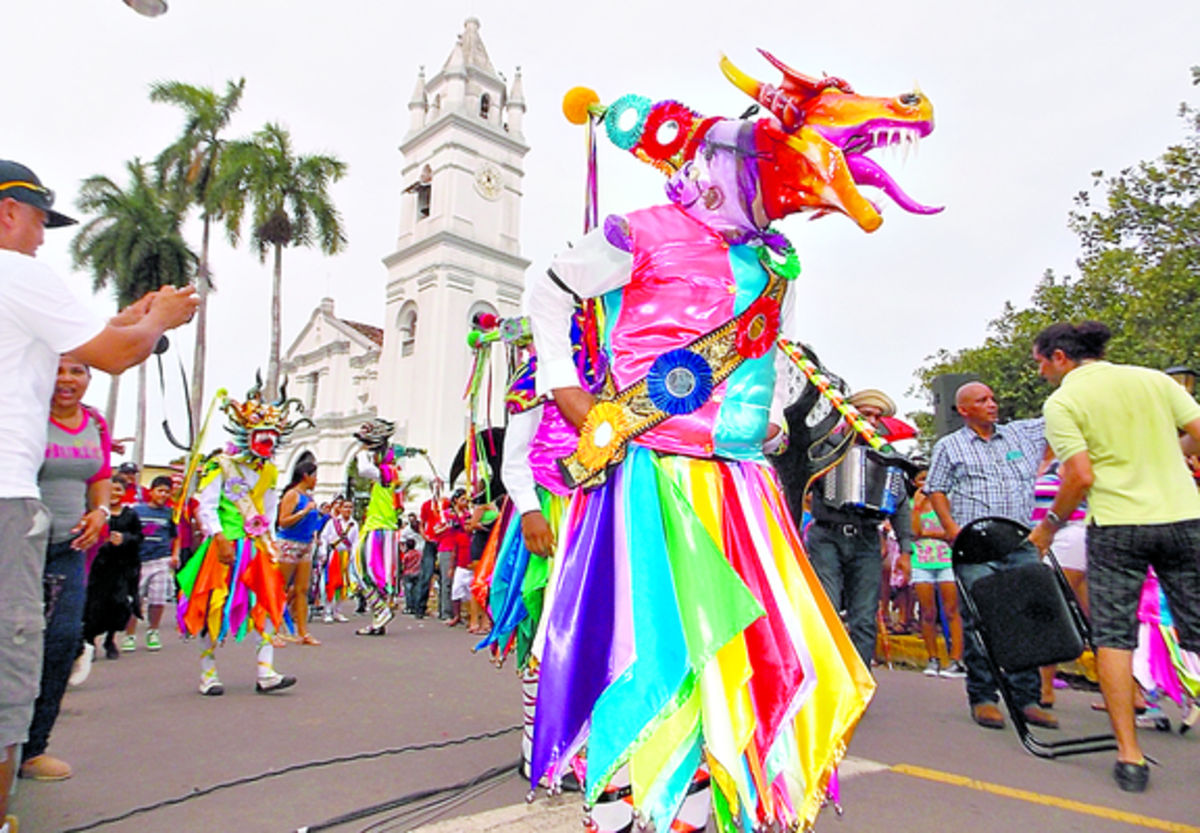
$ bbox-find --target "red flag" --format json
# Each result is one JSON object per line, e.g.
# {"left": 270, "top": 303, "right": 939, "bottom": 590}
{"left": 326, "top": 550, "right": 344, "bottom": 602}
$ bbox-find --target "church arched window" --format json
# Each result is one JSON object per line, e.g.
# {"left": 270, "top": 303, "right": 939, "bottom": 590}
{"left": 479, "top": 93, "right": 491, "bottom": 120}
{"left": 467, "top": 300, "right": 499, "bottom": 330}
{"left": 397, "top": 302, "right": 418, "bottom": 357}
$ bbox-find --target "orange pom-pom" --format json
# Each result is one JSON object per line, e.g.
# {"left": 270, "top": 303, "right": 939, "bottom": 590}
{"left": 562, "top": 86, "right": 601, "bottom": 125}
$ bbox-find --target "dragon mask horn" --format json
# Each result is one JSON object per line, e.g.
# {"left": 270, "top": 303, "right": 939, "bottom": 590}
{"left": 719, "top": 54, "right": 764, "bottom": 104}
{"left": 248, "top": 369, "right": 264, "bottom": 401}
{"left": 720, "top": 50, "right": 854, "bottom": 132}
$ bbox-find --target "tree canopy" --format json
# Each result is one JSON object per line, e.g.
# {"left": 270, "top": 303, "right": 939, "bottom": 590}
{"left": 150, "top": 77, "right": 246, "bottom": 428}
{"left": 914, "top": 67, "right": 1200, "bottom": 422}
{"left": 214, "top": 121, "right": 347, "bottom": 399}
{"left": 70, "top": 158, "right": 196, "bottom": 305}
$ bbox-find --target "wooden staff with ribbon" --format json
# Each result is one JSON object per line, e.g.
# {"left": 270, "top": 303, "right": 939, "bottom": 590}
{"left": 777, "top": 338, "right": 897, "bottom": 454}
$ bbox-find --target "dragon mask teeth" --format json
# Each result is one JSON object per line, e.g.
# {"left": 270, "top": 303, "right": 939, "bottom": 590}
{"left": 724, "top": 51, "right": 943, "bottom": 227}
{"left": 221, "top": 371, "right": 313, "bottom": 459}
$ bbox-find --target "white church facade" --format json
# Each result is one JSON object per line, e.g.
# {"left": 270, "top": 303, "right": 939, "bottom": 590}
{"left": 279, "top": 18, "right": 529, "bottom": 501}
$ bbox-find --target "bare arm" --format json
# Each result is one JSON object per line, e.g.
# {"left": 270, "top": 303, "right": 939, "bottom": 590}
{"left": 553, "top": 387, "right": 596, "bottom": 430}
{"left": 70, "top": 477, "right": 112, "bottom": 551}
{"left": 1180, "top": 417, "right": 1200, "bottom": 457}
{"left": 927, "top": 491, "right": 959, "bottom": 543}
{"left": 277, "top": 489, "right": 312, "bottom": 528}
{"left": 69, "top": 286, "right": 199, "bottom": 375}
{"left": 911, "top": 494, "right": 946, "bottom": 540}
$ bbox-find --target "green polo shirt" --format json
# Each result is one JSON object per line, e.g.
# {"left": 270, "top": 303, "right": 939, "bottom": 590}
{"left": 1043, "top": 361, "right": 1200, "bottom": 525}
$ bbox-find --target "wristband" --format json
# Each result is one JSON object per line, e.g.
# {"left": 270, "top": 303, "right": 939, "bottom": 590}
{"left": 93, "top": 505, "right": 111, "bottom": 520}
{"left": 1044, "top": 510, "right": 1067, "bottom": 530}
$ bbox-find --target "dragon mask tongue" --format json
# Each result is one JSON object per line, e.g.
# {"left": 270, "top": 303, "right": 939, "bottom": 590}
{"left": 846, "top": 154, "right": 942, "bottom": 216}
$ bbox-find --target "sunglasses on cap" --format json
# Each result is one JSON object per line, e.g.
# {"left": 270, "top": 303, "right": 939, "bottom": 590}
{"left": 0, "top": 180, "right": 55, "bottom": 205}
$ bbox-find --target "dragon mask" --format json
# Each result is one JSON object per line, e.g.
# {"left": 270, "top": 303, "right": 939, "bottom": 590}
{"left": 354, "top": 417, "right": 396, "bottom": 453}
{"left": 221, "top": 372, "right": 312, "bottom": 461}
{"left": 564, "top": 49, "right": 941, "bottom": 234}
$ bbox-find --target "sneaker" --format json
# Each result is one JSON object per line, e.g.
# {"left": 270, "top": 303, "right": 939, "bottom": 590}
{"left": 255, "top": 673, "right": 297, "bottom": 694}
{"left": 923, "top": 658, "right": 941, "bottom": 677}
{"left": 145, "top": 630, "right": 162, "bottom": 652}
{"left": 199, "top": 676, "right": 225, "bottom": 697}
{"left": 104, "top": 640, "right": 119, "bottom": 660}
{"left": 940, "top": 660, "right": 968, "bottom": 679}
{"left": 120, "top": 634, "right": 136, "bottom": 653}
{"left": 322, "top": 614, "right": 333, "bottom": 624}
{"left": 333, "top": 613, "right": 349, "bottom": 623}
{"left": 3, "top": 812, "right": 18, "bottom": 833}
{"left": 68, "top": 644, "right": 94, "bottom": 687}
{"left": 18, "top": 754, "right": 72, "bottom": 781}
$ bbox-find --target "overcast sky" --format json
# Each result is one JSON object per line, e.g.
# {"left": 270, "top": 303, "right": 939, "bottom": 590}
{"left": 5, "top": 0, "right": 1199, "bottom": 463}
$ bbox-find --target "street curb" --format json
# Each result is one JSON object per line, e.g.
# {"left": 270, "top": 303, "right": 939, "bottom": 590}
{"left": 408, "top": 756, "right": 893, "bottom": 832}
{"left": 408, "top": 793, "right": 580, "bottom": 833}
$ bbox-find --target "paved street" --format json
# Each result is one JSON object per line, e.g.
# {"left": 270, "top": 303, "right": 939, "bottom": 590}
{"left": 10, "top": 612, "right": 1199, "bottom": 833}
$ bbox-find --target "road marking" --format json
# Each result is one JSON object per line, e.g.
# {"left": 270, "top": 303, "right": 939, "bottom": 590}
{"left": 891, "top": 763, "right": 1200, "bottom": 833}
{"left": 838, "top": 756, "right": 891, "bottom": 778}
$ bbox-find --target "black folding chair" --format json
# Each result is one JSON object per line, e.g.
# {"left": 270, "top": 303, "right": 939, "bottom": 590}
{"left": 952, "top": 516, "right": 1117, "bottom": 759}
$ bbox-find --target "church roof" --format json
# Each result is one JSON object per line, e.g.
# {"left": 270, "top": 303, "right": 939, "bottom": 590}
{"left": 441, "top": 17, "right": 495, "bottom": 75}
{"left": 341, "top": 318, "right": 383, "bottom": 346}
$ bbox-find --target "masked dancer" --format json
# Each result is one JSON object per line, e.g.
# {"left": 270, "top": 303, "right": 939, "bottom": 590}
{"left": 524, "top": 50, "right": 941, "bottom": 832}
{"left": 350, "top": 419, "right": 404, "bottom": 636}
{"left": 176, "top": 377, "right": 308, "bottom": 695}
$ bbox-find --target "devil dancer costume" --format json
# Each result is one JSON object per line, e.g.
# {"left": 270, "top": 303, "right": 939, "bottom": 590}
{"left": 176, "top": 378, "right": 307, "bottom": 695}
{"left": 350, "top": 418, "right": 407, "bottom": 636}
{"left": 522, "top": 50, "right": 941, "bottom": 833}
{"left": 465, "top": 310, "right": 604, "bottom": 780}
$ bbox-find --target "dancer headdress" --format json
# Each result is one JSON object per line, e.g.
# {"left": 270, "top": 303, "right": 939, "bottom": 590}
{"left": 221, "top": 371, "right": 312, "bottom": 460}
{"left": 354, "top": 418, "right": 397, "bottom": 452}
{"left": 563, "top": 49, "right": 942, "bottom": 233}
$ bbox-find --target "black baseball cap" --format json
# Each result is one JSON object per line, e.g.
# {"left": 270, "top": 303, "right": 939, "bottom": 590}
{"left": 0, "top": 160, "right": 77, "bottom": 227}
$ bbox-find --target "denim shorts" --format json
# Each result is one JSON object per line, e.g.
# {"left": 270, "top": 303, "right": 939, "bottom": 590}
{"left": 910, "top": 565, "right": 954, "bottom": 584}
{"left": 1087, "top": 519, "right": 1200, "bottom": 651}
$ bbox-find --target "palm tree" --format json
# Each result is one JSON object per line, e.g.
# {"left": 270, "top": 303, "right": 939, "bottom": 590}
{"left": 215, "top": 122, "right": 347, "bottom": 400}
{"left": 151, "top": 77, "right": 246, "bottom": 431}
{"left": 70, "top": 159, "right": 197, "bottom": 469}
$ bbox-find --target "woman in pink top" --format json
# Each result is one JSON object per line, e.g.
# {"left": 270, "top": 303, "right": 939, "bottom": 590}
{"left": 24, "top": 355, "right": 111, "bottom": 781}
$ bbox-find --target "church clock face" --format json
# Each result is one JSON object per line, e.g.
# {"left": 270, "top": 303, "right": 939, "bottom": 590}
{"left": 474, "top": 162, "right": 502, "bottom": 200}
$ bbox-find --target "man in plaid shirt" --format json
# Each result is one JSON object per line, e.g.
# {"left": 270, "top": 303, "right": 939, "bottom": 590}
{"left": 926, "top": 381, "right": 1057, "bottom": 732}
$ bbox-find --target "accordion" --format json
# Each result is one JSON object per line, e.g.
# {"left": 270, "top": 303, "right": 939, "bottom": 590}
{"left": 822, "top": 445, "right": 908, "bottom": 516}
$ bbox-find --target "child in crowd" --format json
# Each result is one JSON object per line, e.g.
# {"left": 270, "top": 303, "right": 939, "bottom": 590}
{"left": 401, "top": 539, "right": 422, "bottom": 615}
{"left": 125, "top": 475, "right": 177, "bottom": 652}
{"left": 84, "top": 477, "right": 143, "bottom": 660}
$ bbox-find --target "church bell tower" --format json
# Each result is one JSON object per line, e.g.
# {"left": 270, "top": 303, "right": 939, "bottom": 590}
{"left": 378, "top": 17, "right": 530, "bottom": 480}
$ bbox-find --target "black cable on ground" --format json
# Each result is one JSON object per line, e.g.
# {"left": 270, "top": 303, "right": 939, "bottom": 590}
{"left": 298, "top": 760, "right": 518, "bottom": 833}
{"left": 59, "top": 724, "right": 521, "bottom": 833}
{"left": 363, "top": 759, "right": 523, "bottom": 833}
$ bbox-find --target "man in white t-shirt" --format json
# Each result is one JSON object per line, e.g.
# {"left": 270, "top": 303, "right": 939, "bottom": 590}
{"left": 0, "top": 159, "right": 198, "bottom": 829}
